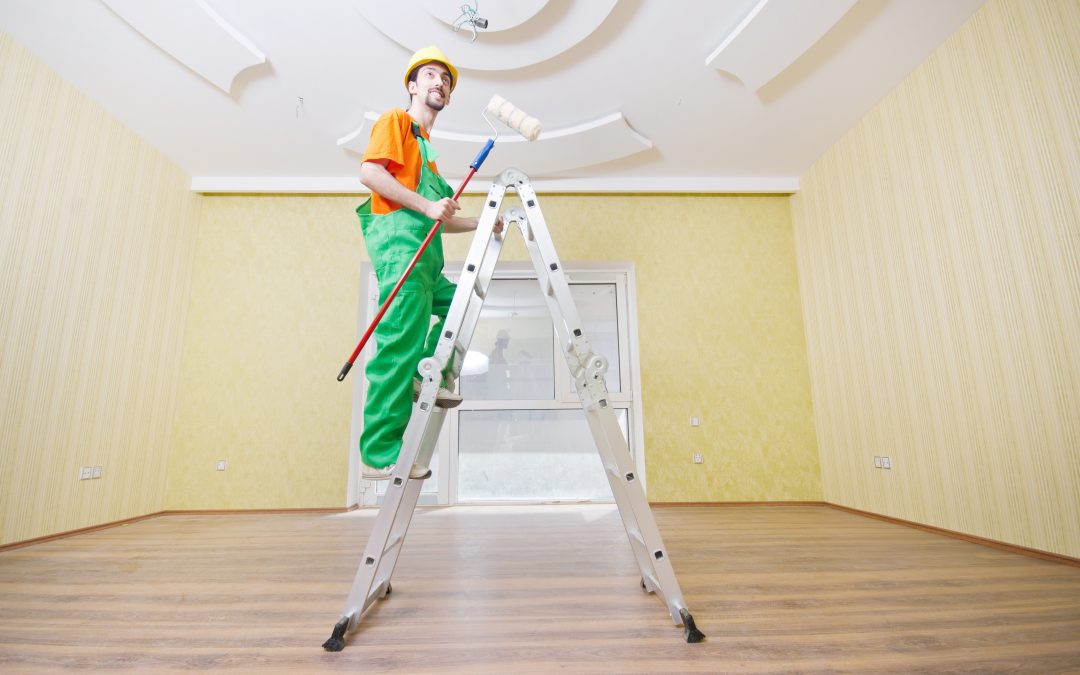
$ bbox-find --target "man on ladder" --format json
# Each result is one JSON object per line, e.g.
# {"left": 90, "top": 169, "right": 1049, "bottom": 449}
{"left": 356, "top": 45, "right": 502, "bottom": 481}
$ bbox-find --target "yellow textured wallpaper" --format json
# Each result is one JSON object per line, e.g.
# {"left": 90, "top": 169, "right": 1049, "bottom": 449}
{"left": 166, "top": 196, "right": 362, "bottom": 509}
{"left": 0, "top": 33, "right": 201, "bottom": 545}
{"left": 169, "top": 192, "right": 820, "bottom": 508}
{"left": 790, "top": 0, "right": 1080, "bottom": 557}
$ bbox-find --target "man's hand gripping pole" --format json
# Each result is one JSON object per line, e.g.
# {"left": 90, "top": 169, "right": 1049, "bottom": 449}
{"left": 337, "top": 96, "right": 541, "bottom": 381}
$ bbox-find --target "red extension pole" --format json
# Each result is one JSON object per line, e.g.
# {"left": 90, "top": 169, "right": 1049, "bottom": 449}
{"left": 337, "top": 165, "right": 480, "bottom": 382}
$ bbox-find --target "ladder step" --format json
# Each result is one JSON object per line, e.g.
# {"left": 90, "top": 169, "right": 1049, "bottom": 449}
{"left": 471, "top": 277, "right": 487, "bottom": 299}
{"left": 642, "top": 573, "right": 660, "bottom": 592}
{"left": 364, "top": 580, "right": 391, "bottom": 606}
{"left": 382, "top": 533, "right": 405, "bottom": 556}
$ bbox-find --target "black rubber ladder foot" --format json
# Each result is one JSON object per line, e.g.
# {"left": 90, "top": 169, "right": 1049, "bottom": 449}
{"left": 322, "top": 616, "right": 350, "bottom": 652}
{"left": 679, "top": 608, "right": 706, "bottom": 643}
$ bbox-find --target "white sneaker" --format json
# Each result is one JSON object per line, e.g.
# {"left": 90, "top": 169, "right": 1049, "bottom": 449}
{"left": 362, "top": 463, "right": 432, "bottom": 481}
{"left": 412, "top": 378, "right": 463, "bottom": 408}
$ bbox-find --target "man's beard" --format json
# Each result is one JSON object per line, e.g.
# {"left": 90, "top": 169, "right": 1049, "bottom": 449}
{"left": 425, "top": 92, "right": 446, "bottom": 111}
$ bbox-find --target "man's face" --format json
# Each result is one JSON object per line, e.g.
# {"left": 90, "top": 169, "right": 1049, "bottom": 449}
{"left": 411, "top": 63, "right": 452, "bottom": 111}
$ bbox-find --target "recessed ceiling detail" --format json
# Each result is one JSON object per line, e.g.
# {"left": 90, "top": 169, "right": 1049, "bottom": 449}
{"left": 3, "top": 0, "right": 987, "bottom": 193}
{"left": 706, "top": 0, "right": 857, "bottom": 91}
{"left": 338, "top": 110, "right": 652, "bottom": 175}
{"left": 99, "top": 0, "right": 265, "bottom": 93}
{"left": 353, "top": 0, "right": 619, "bottom": 70}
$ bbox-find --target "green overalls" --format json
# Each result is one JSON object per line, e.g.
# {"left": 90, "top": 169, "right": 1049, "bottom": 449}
{"left": 356, "top": 124, "right": 457, "bottom": 469}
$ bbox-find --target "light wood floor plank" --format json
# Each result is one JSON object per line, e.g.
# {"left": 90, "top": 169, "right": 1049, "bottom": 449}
{"left": 0, "top": 505, "right": 1077, "bottom": 672}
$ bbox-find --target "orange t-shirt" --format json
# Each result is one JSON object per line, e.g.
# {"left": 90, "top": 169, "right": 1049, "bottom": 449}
{"left": 361, "top": 108, "right": 441, "bottom": 215}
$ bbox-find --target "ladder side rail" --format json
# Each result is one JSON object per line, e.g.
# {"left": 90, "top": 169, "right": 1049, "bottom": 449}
{"left": 383, "top": 193, "right": 511, "bottom": 591}
{"left": 327, "top": 406, "right": 448, "bottom": 648}
{"left": 555, "top": 302, "right": 689, "bottom": 625}
{"left": 366, "top": 403, "right": 449, "bottom": 584}
{"left": 580, "top": 403, "right": 689, "bottom": 623}
{"left": 506, "top": 208, "right": 574, "bottom": 348}
{"left": 428, "top": 184, "right": 507, "bottom": 383}
{"left": 342, "top": 185, "right": 508, "bottom": 625}
{"left": 579, "top": 405, "right": 665, "bottom": 596}
{"left": 339, "top": 478, "right": 427, "bottom": 629}
{"left": 346, "top": 187, "right": 510, "bottom": 614}
{"left": 515, "top": 183, "right": 598, "bottom": 373}
{"left": 509, "top": 202, "right": 672, "bottom": 603}
{"left": 508, "top": 209, "right": 595, "bottom": 402}
{"left": 512, "top": 177, "right": 692, "bottom": 628}
{"left": 333, "top": 192, "right": 510, "bottom": 646}
{"left": 437, "top": 224, "right": 506, "bottom": 385}
{"left": 338, "top": 405, "right": 447, "bottom": 620}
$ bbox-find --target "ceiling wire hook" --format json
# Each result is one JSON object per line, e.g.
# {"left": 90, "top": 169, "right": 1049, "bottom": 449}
{"left": 452, "top": 1, "right": 487, "bottom": 43}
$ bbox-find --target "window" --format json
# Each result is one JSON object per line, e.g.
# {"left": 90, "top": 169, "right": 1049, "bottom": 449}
{"left": 354, "top": 262, "right": 643, "bottom": 506}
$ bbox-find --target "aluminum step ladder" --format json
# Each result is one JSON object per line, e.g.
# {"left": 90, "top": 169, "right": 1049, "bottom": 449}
{"left": 323, "top": 168, "right": 705, "bottom": 651}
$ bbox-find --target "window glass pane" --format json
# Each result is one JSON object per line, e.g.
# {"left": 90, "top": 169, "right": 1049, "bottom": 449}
{"left": 458, "top": 409, "right": 630, "bottom": 501}
{"left": 570, "top": 284, "right": 621, "bottom": 392}
{"left": 460, "top": 279, "right": 554, "bottom": 400}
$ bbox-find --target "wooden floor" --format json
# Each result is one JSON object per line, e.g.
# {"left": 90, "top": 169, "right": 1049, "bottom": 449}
{"left": 1, "top": 505, "right": 1078, "bottom": 673}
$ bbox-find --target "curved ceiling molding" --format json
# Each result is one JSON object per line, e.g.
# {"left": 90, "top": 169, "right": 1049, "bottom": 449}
{"left": 353, "top": 0, "right": 618, "bottom": 70}
{"left": 421, "top": 0, "right": 548, "bottom": 33}
{"left": 706, "top": 0, "right": 857, "bottom": 92}
{"left": 99, "top": 0, "right": 265, "bottom": 93}
{"left": 338, "top": 111, "right": 652, "bottom": 176}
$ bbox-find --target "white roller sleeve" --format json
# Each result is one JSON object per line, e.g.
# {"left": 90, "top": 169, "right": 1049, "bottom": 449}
{"left": 485, "top": 94, "right": 542, "bottom": 141}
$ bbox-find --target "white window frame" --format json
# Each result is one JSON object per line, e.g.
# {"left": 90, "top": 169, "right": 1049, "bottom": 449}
{"left": 349, "top": 260, "right": 645, "bottom": 507}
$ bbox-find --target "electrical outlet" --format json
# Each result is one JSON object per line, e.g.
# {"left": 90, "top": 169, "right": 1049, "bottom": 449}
{"left": 882, "top": 456, "right": 892, "bottom": 469}
{"left": 216, "top": 460, "right": 227, "bottom": 471}
{"left": 78, "top": 467, "right": 93, "bottom": 480}
{"left": 92, "top": 466, "right": 102, "bottom": 479}
{"left": 690, "top": 416, "right": 700, "bottom": 427}
{"left": 874, "top": 456, "right": 882, "bottom": 468}
{"left": 693, "top": 453, "right": 704, "bottom": 464}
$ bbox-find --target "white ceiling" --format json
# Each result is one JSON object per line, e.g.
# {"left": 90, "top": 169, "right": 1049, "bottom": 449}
{"left": 0, "top": 0, "right": 986, "bottom": 193}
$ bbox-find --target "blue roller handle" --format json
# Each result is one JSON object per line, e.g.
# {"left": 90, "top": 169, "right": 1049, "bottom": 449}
{"left": 470, "top": 138, "right": 495, "bottom": 171}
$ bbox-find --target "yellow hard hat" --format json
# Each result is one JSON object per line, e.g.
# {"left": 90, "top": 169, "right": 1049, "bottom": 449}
{"left": 404, "top": 45, "right": 458, "bottom": 92}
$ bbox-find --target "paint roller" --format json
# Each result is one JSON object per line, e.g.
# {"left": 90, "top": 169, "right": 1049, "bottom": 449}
{"left": 486, "top": 94, "right": 542, "bottom": 141}
{"left": 338, "top": 96, "right": 541, "bottom": 381}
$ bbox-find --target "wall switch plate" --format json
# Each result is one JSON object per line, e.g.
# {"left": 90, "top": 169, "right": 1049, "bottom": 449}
{"left": 874, "top": 456, "right": 883, "bottom": 468}
{"left": 92, "top": 466, "right": 102, "bottom": 479}
{"left": 693, "top": 453, "right": 704, "bottom": 464}
{"left": 79, "top": 467, "right": 93, "bottom": 480}
{"left": 690, "top": 416, "right": 700, "bottom": 427}
{"left": 882, "top": 456, "right": 892, "bottom": 469}
{"left": 216, "top": 460, "right": 227, "bottom": 471}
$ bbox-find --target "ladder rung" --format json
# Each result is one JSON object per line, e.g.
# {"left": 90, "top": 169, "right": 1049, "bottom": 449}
{"left": 364, "top": 580, "right": 391, "bottom": 606}
{"left": 383, "top": 533, "right": 405, "bottom": 556}
{"left": 471, "top": 277, "right": 487, "bottom": 299}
